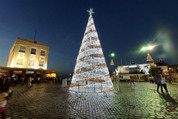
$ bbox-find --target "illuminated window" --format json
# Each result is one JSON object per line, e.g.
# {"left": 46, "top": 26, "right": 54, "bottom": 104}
{"left": 39, "top": 56, "right": 45, "bottom": 67}
{"left": 19, "top": 46, "right": 26, "bottom": 53}
{"left": 39, "top": 61, "right": 44, "bottom": 66}
{"left": 31, "top": 48, "right": 36, "bottom": 55}
{"left": 40, "top": 50, "right": 45, "bottom": 56}
{"left": 16, "top": 53, "right": 24, "bottom": 65}
{"left": 29, "top": 55, "right": 35, "bottom": 66}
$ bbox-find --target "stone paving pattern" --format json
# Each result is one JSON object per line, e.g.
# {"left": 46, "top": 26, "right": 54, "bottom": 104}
{"left": 1, "top": 81, "right": 178, "bottom": 119}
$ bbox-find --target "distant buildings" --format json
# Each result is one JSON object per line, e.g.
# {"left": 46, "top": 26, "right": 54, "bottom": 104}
{"left": 155, "top": 58, "right": 169, "bottom": 75}
{"left": 116, "top": 58, "right": 178, "bottom": 81}
{"left": 169, "top": 64, "right": 178, "bottom": 73}
{"left": 7, "top": 38, "right": 49, "bottom": 69}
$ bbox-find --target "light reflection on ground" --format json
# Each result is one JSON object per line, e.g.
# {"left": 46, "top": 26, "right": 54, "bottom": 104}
{"left": 3, "top": 82, "right": 178, "bottom": 119}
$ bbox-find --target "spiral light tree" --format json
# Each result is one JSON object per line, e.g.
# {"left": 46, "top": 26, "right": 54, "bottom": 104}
{"left": 70, "top": 9, "right": 114, "bottom": 93}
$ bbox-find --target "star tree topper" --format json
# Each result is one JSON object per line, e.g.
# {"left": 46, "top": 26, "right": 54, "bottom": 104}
{"left": 87, "top": 8, "right": 94, "bottom": 15}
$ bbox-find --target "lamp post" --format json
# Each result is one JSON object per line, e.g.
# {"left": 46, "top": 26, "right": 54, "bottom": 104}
{"left": 140, "top": 45, "right": 155, "bottom": 81}
{"left": 109, "top": 52, "right": 115, "bottom": 75}
{"left": 109, "top": 52, "right": 120, "bottom": 92}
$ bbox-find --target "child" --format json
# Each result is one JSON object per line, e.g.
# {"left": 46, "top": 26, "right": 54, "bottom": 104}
{"left": 130, "top": 76, "right": 135, "bottom": 87}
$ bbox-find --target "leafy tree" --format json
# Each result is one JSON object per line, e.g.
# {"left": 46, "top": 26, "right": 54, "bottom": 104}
{"left": 149, "top": 66, "right": 163, "bottom": 76}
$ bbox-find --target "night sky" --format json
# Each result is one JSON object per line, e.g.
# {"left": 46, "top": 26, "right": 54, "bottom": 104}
{"left": 0, "top": 0, "right": 178, "bottom": 73}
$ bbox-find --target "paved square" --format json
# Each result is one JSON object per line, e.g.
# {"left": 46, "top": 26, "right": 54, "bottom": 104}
{"left": 2, "top": 81, "right": 178, "bottom": 119}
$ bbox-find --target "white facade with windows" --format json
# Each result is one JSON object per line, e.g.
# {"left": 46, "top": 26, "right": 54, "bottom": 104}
{"left": 7, "top": 38, "right": 49, "bottom": 69}
{"left": 117, "top": 63, "right": 155, "bottom": 74}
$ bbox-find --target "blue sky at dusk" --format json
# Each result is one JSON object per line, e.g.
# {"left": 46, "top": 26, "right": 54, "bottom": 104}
{"left": 0, "top": 0, "right": 178, "bottom": 73}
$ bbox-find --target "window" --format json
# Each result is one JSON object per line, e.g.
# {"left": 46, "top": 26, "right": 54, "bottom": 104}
{"left": 40, "top": 50, "right": 45, "bottom": 56}
{"left": 39, "top": 61, "right": 44, "bottom": 66}
{"left": 31, "top": 48, "right": 36, "bottom": 54}
{"left": 16, "top": 53, "right": 24, "bottom": 65}
{"left": 19, "top": 46, "right": 26, "bottom": 53}
{"left": 29, "top": 55, "right": 35, "bottom": 66}
{"left": 39, "top": 56, "right": 45, "bottom": 67}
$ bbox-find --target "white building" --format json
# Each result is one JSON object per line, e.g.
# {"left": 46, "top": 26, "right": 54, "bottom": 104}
{"left": 7, "top": 38, "right": 49, "bottom": 70}
{"left": 117, "top": 63, "right": 154, "bottom": 74}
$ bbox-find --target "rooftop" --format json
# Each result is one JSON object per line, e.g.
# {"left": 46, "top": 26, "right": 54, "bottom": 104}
{"left": 16, "top": 37, "right": 49, "bottom": 47}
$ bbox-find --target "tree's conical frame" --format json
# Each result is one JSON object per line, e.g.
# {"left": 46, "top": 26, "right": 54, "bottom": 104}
{"left": 70, "top": 14, "right": 114, "bottom": 93}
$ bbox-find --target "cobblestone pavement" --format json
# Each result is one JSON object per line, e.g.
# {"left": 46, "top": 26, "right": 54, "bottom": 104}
{"left": 1, "top": 81, "right": 178, "bottom": 119}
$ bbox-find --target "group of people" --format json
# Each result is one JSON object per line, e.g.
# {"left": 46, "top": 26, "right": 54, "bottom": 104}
{"left": 0, "top": 75, "right": 43, "bottom": 118}
{"left": 156, "top": 74, "right": 169, "bottom": 93}
{"left": 149, "top": 75, "right": 173, "bottom": 84}
{"left": 0, "top": 75, "right": 42, "bottom": 87}
{"left": 129, "top": 74, "right": 171, "bottom": 94}
{"left": 0, "top": 78, "right": 13, "bottom": 119}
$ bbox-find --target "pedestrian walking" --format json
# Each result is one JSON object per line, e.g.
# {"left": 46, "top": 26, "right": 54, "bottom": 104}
{"left": 161, "top": 75, "right": 168, "bottom": 94}
{"left": 21, "top": 77, "right": 25, "bottom": 85}
{"left": 37, "top": 77, "right": 41, "bottom": 85}
{"left": 0, "top": 82, "right": 13, "bottom": 119}
{"left": 14, "top": 77, "right": 17, "bottom": 86}
{"left": 156, "top": 75, "right": 162, "bottom": 92}
{"left": 130, "top": 76, "right": 135, "bottom": 87}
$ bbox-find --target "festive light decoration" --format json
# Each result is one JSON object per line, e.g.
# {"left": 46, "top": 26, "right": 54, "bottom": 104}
{"left": 110, "top": 59, "right": 115, "bottom": 66}
{"left": 146, "top": 53, "right": 154, "bottom": 62}
{"left": 70, "top": 9, "right": 114, "bottom": 93}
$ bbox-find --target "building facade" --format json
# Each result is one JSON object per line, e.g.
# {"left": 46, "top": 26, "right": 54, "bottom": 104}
{"left": 117, "top": 63, "right": 154, "bottom": 74}
{"left": 7, "top": 38, "right": 49, "bottom": 70}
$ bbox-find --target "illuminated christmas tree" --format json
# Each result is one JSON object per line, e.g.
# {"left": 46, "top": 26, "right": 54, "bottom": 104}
{"left": 70, "top": 9, "right": 114, "bottom": 93}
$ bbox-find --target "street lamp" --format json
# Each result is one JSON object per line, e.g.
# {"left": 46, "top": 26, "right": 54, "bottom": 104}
{"left": 141, "top": 45, "right": 155, "bottom": 52}
{"left": 110, "top": 52, "right": 115, "bottom": 58}
{"left": 109, "top": 52, "right": 121, "bottom": 92}
{"left": 109, "top": 52, "right": 115, "bottom": 66}
{"left": 111, "top": 53, "right": 115, "bottom": 57}
{"left": 140, "top": 45, "right": 155, "bottom": 74}
{"left": 147, "top": 45, "right": 155, "bottom": 50}
{"left": 141, "top": 47, "right": 147, "bottom": 51}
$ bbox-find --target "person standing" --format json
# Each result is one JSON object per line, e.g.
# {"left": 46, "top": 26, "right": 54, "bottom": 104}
{"left": 27, "top": 77, "right": 32, "bottom": 87}
{"left": 149, "top": 76, "right": 154, "bottom": 84}
{"left": 161, "top": 75, "right": 168, "bottom": 93}
{"left": 30, "top": 77, "right": 34, "bottom": 87}
{"left": 156, "top": 75, "right": 162, "bottom": 92}
{"left": 130, "top": 76, "right": 135, "bottom": 87}
{"left": 7, "top": 76, "right": 11, "bottom": 86}
{"left": 37, "top": 77, "right": 41, "bottom": 85}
